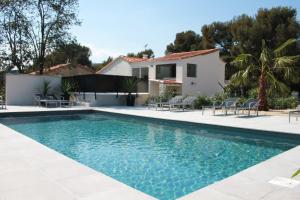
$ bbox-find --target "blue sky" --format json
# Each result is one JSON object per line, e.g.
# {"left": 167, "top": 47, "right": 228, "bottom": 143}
{"left": 71, "top": 0, "right": 300, "bottom": 63}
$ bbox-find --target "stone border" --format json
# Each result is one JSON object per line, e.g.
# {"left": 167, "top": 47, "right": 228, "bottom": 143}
{"left": 1, "top": 106, "right": 300, "bottom": 199}
{"left": 0, "top": 116, "right": 156, "bottom": 200}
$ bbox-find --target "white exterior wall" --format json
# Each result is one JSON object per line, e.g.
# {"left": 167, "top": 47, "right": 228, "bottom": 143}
{"left": 181, "top": 51, "right": 225, "bottom": 96}
{"left": 6, "top": 74, "right": 62, "bottom": 105}
{"left": 98, "top": 58, "right": 132, "bottom": 76}
{"left": 148, "top": 63, "right": 156, "bottom": 80}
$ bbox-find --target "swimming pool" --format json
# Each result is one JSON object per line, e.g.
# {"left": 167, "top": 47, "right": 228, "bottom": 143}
{"left": 1, "top": 112, "right": 299, "bottom": 200}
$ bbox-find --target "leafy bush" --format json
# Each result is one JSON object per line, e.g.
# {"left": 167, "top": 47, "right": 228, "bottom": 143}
{"left": 213, "top": 92, "right": 229, "bottom": 105}
{"left": 42, "top": 80, "right": 51, "bottom": 96}
{"left": 0, "top": 83, "right": 4, "bottom": 98}
{"left": 248, "top": 88, "right": 258, "bottom": 99}
{"left": 269, "top": 96, "right": 298, "bottom": 109}
{"left": 194, "top": 95, "right": 213, "bottom": 109}
{"left": 62, "top": 80, "right": 78, "bottom": 96}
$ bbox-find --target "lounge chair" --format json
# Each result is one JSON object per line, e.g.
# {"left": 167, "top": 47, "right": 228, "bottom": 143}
{"left": 289, "top": 105, "right": 300, "bottom": 123}
{"left": 202, "top": 98, "right": 239, "bottom": 115}
{"left": 158, "top": 95, "right": 184, "bottom": 111}
{"left": 236, "top": 99, "right": 258, "bottom": 116}
{"left": 171, "top": 96, "right": 197, "bottom": 111}
{"left": 39, "top": 95, "right": 60, "bottom": 107}
{"left": 0, "top": 96, "right": 6, "bottom": 109}
{"left": 147, "top": 97, "right": 159, "bottom": 110}
{"left": 34, "top": 94, "right": 44, "bottom": 106}
{"left": 59, "top": 96, "right": 73, "bottom": 107}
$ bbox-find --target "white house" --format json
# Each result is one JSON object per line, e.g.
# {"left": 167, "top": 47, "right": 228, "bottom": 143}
{"left": 97, "top": 49, "right": 225, "bottom": 97}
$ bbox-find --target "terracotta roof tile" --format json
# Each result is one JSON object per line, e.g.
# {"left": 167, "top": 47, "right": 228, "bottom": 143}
{"left": 151, "top": 49, "right": 219, "bottom": 62}
{"left": 122, "top": 56, "right": 149, "bottom": 63}
{"left": 30, "top": 63, "right": 95, "bottom": 74}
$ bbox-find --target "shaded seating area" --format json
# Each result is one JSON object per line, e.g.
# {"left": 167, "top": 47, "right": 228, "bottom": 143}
{"left": 289, "top": 105, "right": 300, "bottom": 123}
{"left": 202, "top": 98, "right": 239, "bottom": 115}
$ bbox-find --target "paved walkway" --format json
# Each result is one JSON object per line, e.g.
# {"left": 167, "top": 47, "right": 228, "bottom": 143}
{"left": 94, "top": 106, "right": 300, "bottom": 134}
{"left": 0, "top": 107, "right": 155, "bottom": 200}
{"left": 0, "top": 106, "right": 300, "bottom": 200}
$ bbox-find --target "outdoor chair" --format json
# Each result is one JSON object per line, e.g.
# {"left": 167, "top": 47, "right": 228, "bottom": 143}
{"left": 147, "top": 97, "right": 159, "bottom": 110}
{"left": 34, "top": 94, "right": 44, "bottom": 106}
{"left": 171, "top": 96, "right": 197, "bottom": 111}
{"left": 35, "top": 94, "right": 59, "bottom": 108}
{"left": 202, "top": 98, "right": 239, "bottom": 115}
{"left": 236, "top": 99, "right": 259, "bottom": 116}
{"left": 46, "top": 94, "right": 73, "bottom": 108}
{"left": 0, "top": 96, "right": 6, "bottom": 109}
{"left": 59, "top": 96, "right": 73, "bottom": 107}
{"left": 157, "top": 95, "right": 184, "bottom": 111}
{"left": 289, "top": 105, "right": 300, "bottom": 123}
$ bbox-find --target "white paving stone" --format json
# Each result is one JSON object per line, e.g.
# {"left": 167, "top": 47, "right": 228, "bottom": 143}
{"left": 0, "top": 106, "right": 300, "bottom": 200}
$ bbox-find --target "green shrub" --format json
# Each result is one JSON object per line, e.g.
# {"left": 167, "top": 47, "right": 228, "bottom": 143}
{"left": 213, "top": 92, "right": 229, "bottom": 105}
{"left": 248, "top": 88, "right": 258, "bottom": 99}
{"left": 194, "top": 95, "right": 213, "bottom": 109}
{"left": 269, "top": 96, "right": 298, "bottom": 109}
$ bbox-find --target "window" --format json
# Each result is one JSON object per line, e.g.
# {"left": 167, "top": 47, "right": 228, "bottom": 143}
{"left": 141, "top": 67, "right": 148, "bottom": 79}
{"left": 132, "top": 68, "right": 140, "bottom": 78}
{"left": 187, "top": 64, "right": 196, "bottom": 77}
{"left": 156, "top": 64, "right": 176, "bottom": 79}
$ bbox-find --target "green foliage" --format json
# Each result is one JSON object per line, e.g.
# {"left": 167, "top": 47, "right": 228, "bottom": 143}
{"left": 0, "top": 0, "right": 80, "bottom": 74}
{"left": 0, "top": 0, "right": 32, "bottom": 73}
{"left": 41, "top": 80, "right": 51, "bottom": 96}
{"left": 61, "top": 80, "right": 78, "bottom": 96}
{"left": 94, "top": 56, "right": 113, "bottom": 71}
{"left": 194, "top": 96, "right": 213, "bottom": 109}
{"left": 292, "top": 169, "right": 300, "bottom": 178}
{"left": 230, "top": 39, "right": 299, "bottom": 110}
{"left": 268, "top": 96, "right": 298, "bottom": 109}
{"left": 127, "top": 49, "right": 155, "bottom": 58}
{"left": 0, "top": 82, "right": 4, "bottom": 97}
{"left": 44, "top": 41, "right": 92, "bottom": 68}
{"left": 158, "top": 92, "right": 173, "bottom": 102}
{"left": 248, "top": 88, "right": 259, "bottom": 98}
{"left": 166, "top": 7, "right": 300, "bottom": 82}
{"left": 123, "top": 78, "right": 138, "bottom": 94}
{"left": 166, "top": 31, "right": 203, "bottom": 54}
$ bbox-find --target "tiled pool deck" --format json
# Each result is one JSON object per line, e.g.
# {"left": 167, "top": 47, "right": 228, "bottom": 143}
{"left": 0, "top": 106, "right": 300, "bottom": 200}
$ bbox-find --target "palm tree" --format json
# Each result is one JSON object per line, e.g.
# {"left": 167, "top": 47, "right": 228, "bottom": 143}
{"left": 230, "top": 39, "right": 299, "bottom": 111}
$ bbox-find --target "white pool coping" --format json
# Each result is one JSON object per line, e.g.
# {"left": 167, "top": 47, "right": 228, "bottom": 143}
{"left": 0, "top": 106, "right": 300, "bottom": 200}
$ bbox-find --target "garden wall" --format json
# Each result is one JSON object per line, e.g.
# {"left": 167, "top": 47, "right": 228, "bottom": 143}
{"left": 6, "top": 74, "right": 61, "bottom": 105}
{"left": 73, "top": 92, "right": 149, "bottom": 106}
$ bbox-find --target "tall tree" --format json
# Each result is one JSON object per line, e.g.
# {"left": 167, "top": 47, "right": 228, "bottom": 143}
{"left": 127, "top": 49, "right": 155, "bottom": 58}
{"left": 0, "top": 0, "right": 32, "bottom": 72}
{"left": 165, "top": 31, "right": 203, "bottom": 54}
{"left": 26, "top": 0, "right": 80, "bottom": 74}
{"left": 44, "top": 41, "right": 92, "bottom": 68}
{"left": 0, "top": 0, "right": 80, "bottom": 74}
{"left": 230, "top": 39, "right": 299, "bottom": 110}
{"left": 93, "top": 56, "right": 113, "bottom": 71}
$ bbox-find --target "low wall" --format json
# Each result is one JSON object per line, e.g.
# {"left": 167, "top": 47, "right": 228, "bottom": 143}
{"left": 6, "top": 74, "right": 62, "bottom": 105}
{"left": 73, "top": 92, "right": 149, "bottom": 106}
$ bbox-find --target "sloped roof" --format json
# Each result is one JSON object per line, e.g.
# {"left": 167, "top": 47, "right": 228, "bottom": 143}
{"left": 30, "top": 63, "right": 95, "bottom": 75}
{"left": 151, "top": 49, "right": 219, "bottom": 62}
{"left": 122, "top": 56, "right": 149, "bottom": 63}
{"left": 97, "top": 49, "right": 220, "bottom": 74}
{"left": 97, "top": 56, "right": 149, "bottom": 74}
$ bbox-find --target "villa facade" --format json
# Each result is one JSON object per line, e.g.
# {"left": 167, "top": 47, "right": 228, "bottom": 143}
{"left": 97, "top": 49, "right": 225, "bottom": 97}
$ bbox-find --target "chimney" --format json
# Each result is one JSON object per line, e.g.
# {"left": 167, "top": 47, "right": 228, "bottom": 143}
{"left": 142, "top": 54, "right": 148, "bottom": 59}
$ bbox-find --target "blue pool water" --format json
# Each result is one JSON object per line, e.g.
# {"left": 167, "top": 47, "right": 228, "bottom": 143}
{"left": 1, "top": 112, "right": 299, "bottom": 200}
